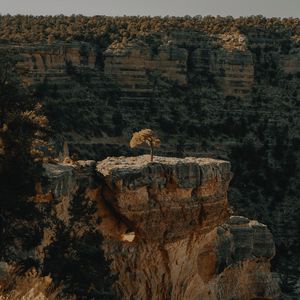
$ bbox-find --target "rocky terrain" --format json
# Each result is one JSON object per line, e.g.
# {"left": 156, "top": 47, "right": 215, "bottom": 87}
{"left": 6, "top": 155, "right": 278, "bottom": 299}
{"left": 1, "top": 15, "right": 300, "bottom": 297}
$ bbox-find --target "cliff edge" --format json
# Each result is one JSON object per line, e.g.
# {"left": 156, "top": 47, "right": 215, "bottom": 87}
{"left": 37, "top": 155, "right": 280, "bottom": 299}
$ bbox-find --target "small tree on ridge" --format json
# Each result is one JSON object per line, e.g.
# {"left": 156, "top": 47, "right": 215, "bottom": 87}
{"left": 130, "top": 129, "right": 160, "bottom": 162}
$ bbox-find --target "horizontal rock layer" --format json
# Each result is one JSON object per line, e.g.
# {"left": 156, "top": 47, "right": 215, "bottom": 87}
{"left": 97, "top": 155, "right": 231, "bottom": 241}
{"left": 38, "top": 156, "right": 280, "bottom": 300}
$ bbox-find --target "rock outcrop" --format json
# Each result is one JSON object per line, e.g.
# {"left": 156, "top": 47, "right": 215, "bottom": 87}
{"left": 37, "top": 156, "right": 280, "bottom": 300}
{"left": 104, "top": 31, "right": 255, "bottom": 99}
{"left": 104, "top": 39, "right": 188, "bottom": 97}
{"left": 15, "top": 42, "right": 96, "bottom": 85}
{"left": 97, "top": 156, "right": 231, "bottom": 240}
{"left": 1, "top": 16, "right": 299, "bottom": 297}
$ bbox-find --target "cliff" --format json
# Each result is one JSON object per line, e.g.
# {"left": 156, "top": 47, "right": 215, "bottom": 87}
{"left": 32, "top": 156, "right": 279, "bottom": 299}
{"left": 1, "top": 15, "right": 299, "bottom": 296}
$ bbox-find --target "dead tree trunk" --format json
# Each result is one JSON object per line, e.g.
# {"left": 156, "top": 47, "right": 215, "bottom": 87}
{"left": 150, "top": 143, "right": 154, "bottom": 162}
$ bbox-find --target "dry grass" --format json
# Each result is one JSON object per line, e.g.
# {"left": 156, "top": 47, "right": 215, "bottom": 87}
{"left": 0, "top": 266, "right": 63, "bottom": 300}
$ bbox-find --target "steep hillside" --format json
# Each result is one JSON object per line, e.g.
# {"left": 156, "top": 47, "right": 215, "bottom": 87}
{"left": 1, "top": 15, "right": 300, "bottom": 296}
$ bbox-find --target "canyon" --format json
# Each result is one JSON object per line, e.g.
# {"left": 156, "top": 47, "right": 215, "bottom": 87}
{"left": 1, "top": 15, "right": 300, "bottom": 298}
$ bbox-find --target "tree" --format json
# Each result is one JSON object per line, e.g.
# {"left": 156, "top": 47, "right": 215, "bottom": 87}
{"left": 0, "top": 48, "right": 49, "bottom": 214}
{"left": 129, "top": 128, "right": 160, "bottom": 162}
{"left": 43, "top": 193, "right": 117, "bottom": 299}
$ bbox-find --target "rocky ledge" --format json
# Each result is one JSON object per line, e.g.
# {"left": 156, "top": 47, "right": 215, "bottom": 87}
{"left": 39, "top": 155, "right": 280, "bottom": 300}
{"left": 97, "top": 155, "right": 231, "bottom": 241}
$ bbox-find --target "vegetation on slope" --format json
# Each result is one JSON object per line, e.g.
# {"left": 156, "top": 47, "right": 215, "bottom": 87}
{"left": 0, "top": 49, "right": 116, "bottom": 299}
{"left": 1, "top": 14, "right": 300, "bottom": 296}
{"left": 0, "top": 15, "right": 300, "bottom": 44}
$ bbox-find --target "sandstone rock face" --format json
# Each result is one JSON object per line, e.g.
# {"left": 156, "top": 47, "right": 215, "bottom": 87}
{"left": 6, "top": 31, "right": 257, "bottom": 101}
{"left": 34, "top": 160, "right": 98, "bottom": 263}
{"left": 97, "top": 156, "right": 231, "bottom": 241}
{"left": 14, "top": 42, "right": 97, "bottom": 85}
{"left": 102, "top": 222, "right": 279, "bottom": 300}
{"left": 104, "top": 40, "right": 188, "bottom": 98}
{"left": 104, "top": 32, "right": 254, "bottom": 99}
{"left": 35, "top": 156, "right": 280, "bottom": 299}
{"left": 96, "top": 156, "right": 279, "bottom": 300}
{"left": 42, "top": 160, "right": 96, "bottom": 203}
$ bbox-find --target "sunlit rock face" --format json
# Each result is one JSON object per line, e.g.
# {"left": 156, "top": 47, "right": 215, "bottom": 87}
{"left": 103, "top": 31, "right": 254, "bottom": 100}
{"left": 95, "top": 155, "right": 280, "bottom": 300}
{"left": 35, "top": 156, "right": 280, "bottom": 299}
{"left": 32, "top": 155, "right": 281, "bottom": 299}
{"left": 15, "top": 42, "right": 97, "bottom": 85}
{"left": 104, "top": 40, "right": 188, "bottom": 97}
{"left": 97, "top": 155, "right": 231, "bottom": 241}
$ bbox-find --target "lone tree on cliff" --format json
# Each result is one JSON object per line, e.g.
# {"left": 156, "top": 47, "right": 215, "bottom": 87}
{"left": 130, "top": 129, "right": 160, "bottom": 162}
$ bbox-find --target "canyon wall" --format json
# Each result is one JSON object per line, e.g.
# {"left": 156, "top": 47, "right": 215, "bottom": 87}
{"left": 33, "top": 156, "right": 280, "bottom": 299}
{"left": 1, "top": 17, "right": 300, "bottom": 296}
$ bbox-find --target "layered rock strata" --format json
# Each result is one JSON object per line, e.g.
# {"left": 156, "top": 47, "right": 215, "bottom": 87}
{"left": 104, "top": 40, "right": 188, "bottom": 97}
{"left": 15, "top": 42, "right": 97, "bottom": 85}
{"left": 103, "top": 32, "right": 254, "bottom": 99}
{"left": 38, "top": 156, "right": 280, "bottom": 300}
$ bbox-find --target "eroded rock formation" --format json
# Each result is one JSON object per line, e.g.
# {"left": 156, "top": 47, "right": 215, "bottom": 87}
{"left": 1, "top": 16, "right": 299, "bottom": 296}
{"left": 37, "top": 156, "right": 280, "bottom": 300}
